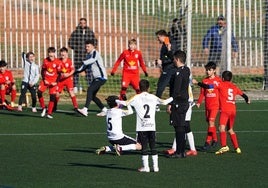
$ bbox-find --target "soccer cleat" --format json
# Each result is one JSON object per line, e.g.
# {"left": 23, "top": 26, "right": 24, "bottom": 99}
{"left": 202, "top": 142, "right": 211, "bottom": 151}
{"left": 164, "top": 148, "right": 175, "bottom": 155}
{"left": 96, "top": 146, "right": 106, "bottom": 155}
{"left": 17, "top": 105, "right": 22, "bottom": 112}
{"left": 215, "top": 146, "right": 230, "bottom": 155}
{"left": 186, "top": 150, "right": 198, "bottom": 156}
{"left": 211, "top": 140, "right": 218, "bottom": 147}
{"left": 114, "top": 144, "right": 122, "bottom": 156}
{"left": 77, "top": 108, "right": 88, "bottom": 117}
{"left": 41, "top": 108, "right": 46, "bottom": 117}
{"left": 155, "top": 105, "right": 160, "bottom": 112}
{"left": 32, "top": 107, "right": 37, "bottom": 113}
{"left": 47, "top": 114, "right": 53, "bottom": 119}
{"left": 235, "top": 147, "right": 242, "bottom": 154}
{"left": 168, "top": 153, "right": 186, "bottom": 158}
{"left": 153, "top": 167, "right": 159, "bottom": 172}
{"left": 96, "top": 107, "right": 107, "bottom": 117}
{"left": 138, "top": 167, "right": 150, "bottom": 172}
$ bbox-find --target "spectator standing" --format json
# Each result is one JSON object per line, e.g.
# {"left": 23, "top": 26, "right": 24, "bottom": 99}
{"left": 17, "top": 52, "right": 40, "bottom": 112}
{"left": 68, "top": 17, "right": 97, "bottom": 93}
{"left": 111, "top": 39, "right": 148, "bottom": 100}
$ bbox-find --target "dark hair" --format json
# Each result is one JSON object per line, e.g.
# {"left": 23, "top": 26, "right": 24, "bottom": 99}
{"left": 106, "top": 95, "right": 119, "bottom": 108}
{"left": 155, "top": 29, "right": 168, "bottom": 37}
{"left": 85, "top": 39, "right": 97, "bottom": 47}
{"left": 205, "top": 61, "right": 217, "bottom": 70}
{"left": 222, "top": 71, "right": 232, "bottom": 81}
{"left": 217, "top": 15, "right": 225, "bottom": 21}
{"left": 47, "top": 47, "right": 56, "bottom": 53}
{"left": 0, "top": 60, "right": 7, "bottom": 67}
{"left": 26, "top": 51, "right": 35, "bottom": 59}
{"left": 139, "top": 79, "right": 149, "bottom": 92}
{"left": 80, "top": 17, "right": 87, "bottom": 22}
{"left": 173, "top": 50, "right": 186, "bottom": 64}
{"left": 60, "top": 47, "right": 68, "bottom": 53}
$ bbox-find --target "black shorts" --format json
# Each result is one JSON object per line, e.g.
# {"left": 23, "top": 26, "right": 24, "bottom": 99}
{"left": 109, "top": 135, "right": 137, "bottom": 146}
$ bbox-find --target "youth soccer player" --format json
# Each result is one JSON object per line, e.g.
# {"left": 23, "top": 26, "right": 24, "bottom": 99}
{"left": 55, "top": 47, "right": 78, "bottom": 111}
{"left": 193, "top": 71, "right": 250, "bottom": 154}
{"left": 0, "top": 60, "right": 16, "bottom": 109}
{"left": 18, "top": 52, "right": 40, "bottom": 112}
{"left": 119, "top": 79, "right": 173, "bottom": 172}
{"left": 196, "top": 61, "right": 221, "bottom": 150}
{"left": 37, "top": 47, "right": 61, "bottom": 119}
{"left": 95, "top": 95, "right": 141, "bottom": 156}
{"left": 111, "top": 38, "right": 148, "bottom": 100}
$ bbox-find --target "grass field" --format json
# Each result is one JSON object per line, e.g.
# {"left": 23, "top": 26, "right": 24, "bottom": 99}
{"left": 0, "top": 101, "right": 267, "bottom": 188}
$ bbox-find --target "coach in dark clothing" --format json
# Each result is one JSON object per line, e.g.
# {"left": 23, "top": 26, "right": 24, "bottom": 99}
{"left": 168, "top": 50, "right": 190, "bottom": 158}
{"left": 68, "top": 18, "right": 96, "bottom": 90}
{"left": 155, "top": 30, "right": 176, "bottom": 98}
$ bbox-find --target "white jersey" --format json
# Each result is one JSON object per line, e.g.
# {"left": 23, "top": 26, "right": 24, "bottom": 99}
{"left": 105, "top": 106, "right": 133, "bottom": 140}
{"left": 127, "top": 92, "right": 173, "bottom": 132}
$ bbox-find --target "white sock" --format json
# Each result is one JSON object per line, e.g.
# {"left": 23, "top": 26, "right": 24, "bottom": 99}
{"left": 187, "top": 132, "right": 196, "bottom": 151}
{"left": 152, "top": 155, "right": 158, "bottom": 169}
{"left": 105, "top": 146, "right": 112, "bottom": 152}
{"left": 142, "top": 155, "right": 149, "bottom": 169}
{"left": 120, "top": 144, "right": 136, "bottom": 151}
{"left": 172, "top": 138, "right": 176, "bottom": 151}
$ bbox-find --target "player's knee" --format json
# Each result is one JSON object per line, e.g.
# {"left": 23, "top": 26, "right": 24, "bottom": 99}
{"left": 37, "top": 90, "right": 43, "bottom": 98}
{"left": 136, "top": 143, "right": 142, "bottom": 150}
{"left": 50, "top": 94, "right": 56, "bottom": 102}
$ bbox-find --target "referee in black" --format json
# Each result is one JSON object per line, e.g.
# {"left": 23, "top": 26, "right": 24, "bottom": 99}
{"left": 167, "top": 50, "right": 190, "bottom": 158}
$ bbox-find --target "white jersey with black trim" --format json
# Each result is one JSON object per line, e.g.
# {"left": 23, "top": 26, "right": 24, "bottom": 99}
{"left": 127, "top": 92, "right": 173, "bottom": 132}
{"left": 106, "top": 106, "right": 133, "bottom": 140}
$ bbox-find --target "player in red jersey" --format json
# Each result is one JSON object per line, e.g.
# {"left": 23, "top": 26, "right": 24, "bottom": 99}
{"left": 37, "top": 47, "right": 61, "bottom": 119}
{"left": 111, "top": 38, "right": 148, "bottom": 100}
{"left": 55, "top": 47, "right": 78, "bottom": 111}
{"left": 196, "top": 62, "right": 221, "bottom": 150}
{"left": 0, "top": 60, "right": 16, "bottom": 110}
{"left": 193, "top": 71, "right": 250, "bottom": 154}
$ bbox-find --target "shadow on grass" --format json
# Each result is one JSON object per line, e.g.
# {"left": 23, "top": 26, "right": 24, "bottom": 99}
{"left": 67, "top": 162, "right": 135, "bottom": 171}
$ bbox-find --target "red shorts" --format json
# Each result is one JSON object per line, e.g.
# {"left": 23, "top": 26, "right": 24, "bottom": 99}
{"left": 121, "top": 73, "right": 139, "bottom": 90}
{"left": 57, "top": 77, "right": 74, "bottom": 93}
{"left": 205, "top": 109, "right": 219, "bottom": 122}
{"left": 219, "top": 110, "right": 236, "bottom": 129}
{"left": 38, "top": 80, "right": 58, "bottom": 94}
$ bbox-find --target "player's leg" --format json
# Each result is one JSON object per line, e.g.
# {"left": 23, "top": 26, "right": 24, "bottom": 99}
{"left": 65, "top": 79, "right": 78, "bottom": 110}
{"left": 18, "top": 82, "right": 28, "bottom": 111}
{"left": 215, "top": 111, "right": 230, "bottom": 154}
{"left": 116, "top": 135, "right": 141, "bottom": 152}
{"left": 119, "top": 74, "right": 130, "bottom": 100}
{"left": 0, "top": 84, "right": 6, "bottom": 105}
{"left": 28, "top": 84, "right": 37, "bottom": 112}
{"left": 10, "top": 84, "right": 17, "bottom": 106}
{"left": 227, "top": 112, "right": 241, "bottom": 153}
{"left": 148, "top": 131, "right": 159, "bottom": 172}
{"left": 137, "top": 131, "right": 150, "bottom": 172}
{"left": 130, "top": 76, "right": 140, "bottom": 94}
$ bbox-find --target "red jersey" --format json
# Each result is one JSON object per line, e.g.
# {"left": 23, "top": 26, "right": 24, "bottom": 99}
{"left": 197, "top": 76, "right": 221, "bottom": 110}
{"left": 41, "top": 57, "right": 61, "bottom": 83}
{"left": 59, "top": 58, "right": 74, "bottom": 80}
{"left": 111, "top": 49, "right": 147, "bottom": 74}
{"left": 218, "top": 81, "right": 243, "bottom": 112}
{"left": 0, "top": 70, "right": 15, "bottom": 85}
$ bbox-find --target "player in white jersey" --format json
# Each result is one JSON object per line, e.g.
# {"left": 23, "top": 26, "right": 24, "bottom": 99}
{"left": 95, "top": 95, "right": 141, "bottom": 156}
{"left": 165, "top": 81, "right": 198, "bottom": 156}
{"left": 119, "top": 79, "right": 173, "bottom": 172}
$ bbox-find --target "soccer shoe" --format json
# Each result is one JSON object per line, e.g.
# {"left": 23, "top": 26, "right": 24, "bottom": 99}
{"left": 168, "top": 153, "right": 186, "bottom": 159}
{"left": 155, "top": 105, "right": 160, "bottom": 112}
{"left": 153, "top": 167, "right": 159, "bottom": 172}
{"left": 73, "top": 87, "right": 78, "bottom": 94}
{"left": 164, "top": 148, "right": 175, "bottom": 155}
{"left": 96, "top": 107, "right": 107, "bottom": 117}
{"left": 235, "top": 147, "right": 242, "bottom": 154}
{"left": 77, "top": 108, "right": 88, "bottom": 117}
{"left": 114, "top": 144, "right": 122, "bottom": 156}
{"left": 41, "top": 108, "right": 46, "bottom": 117}
{"left": 32, "top": 107, "right": 37, "bottom": 113}
{"left": 138, "top": 167, "right": 150, "bottom": 172}
{"left": 201, "top": 142, "right": 211, "bottom": 151}
{"left": 47, "top": 114, "right": 53, "bottom": 119}
{"left": 17, "top": 105, "right": 22, "bottom": 112}
{"left": 2, "top": 103, "right": 14, "bottom": 111}
{"left": 211, "top": 140, "right": 218, "bottom": 147}
{"left": 186, "top": 150, "right": 198, "bottom": 156}
{"left": 215, "top": 146, "right": 230, "bottom": 155}
{"left": 96, "top": 146, "right": 106, "bottom": 155}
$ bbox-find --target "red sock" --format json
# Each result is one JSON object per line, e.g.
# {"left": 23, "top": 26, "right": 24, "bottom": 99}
{"left": 220, "top": 132, "right": 227, "bottom": 147}
{"left": 47, "top": 101, "right": 54, "bottom": 115}
{"left": 1, "top": 89, "right": 6, "bottom": 103}
{"left": 206, "top": 127, "right": 213, "bottom": 143}
{"left": 71, "top": 96, "right": 78, "bottom": 109}
{"left": 230, "top": 133, "right": 239, "bottom": 149}
{"left": 211, "top": 126, "right": 218, "bottom": 142}
{"left": 39, "top": 97, "right": 45, "bottom": 109}
{"left": 11, "top": 89, "right": 17, "bottom": 102}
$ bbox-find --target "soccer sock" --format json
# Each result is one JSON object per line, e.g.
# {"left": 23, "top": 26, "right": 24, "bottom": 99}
{"left": 230, "top": 133, "right": 239, "bottom": 149}
{"left": 120, "top": 144, "right": 136, "bottom": 151}
{"left": 171, "top": 138, "right": 176, "bottom": 150}
{"left": 105, "top": 146, "right": 112, "bottom": 152}
{"left": 141, "top": 155, "right": 149, "bottom": 169}
{"left": 187, "top": 132, "right": 196, "bottom": 151}
{"left": 38, "top": 97, "right": 45, "bottom": 109}
{"left": 212, "top": 126, "right": 218, "bottom": 141}
{"left": 206, "top": 127, "right": 213, "bottom": 143}
{"left": 220, "top": 132, "right": 227, "bottom": 147}
{"left": 11, "top": 89, "right": 16, "bottom": 102}
{"left": 1, "top": 89, "right": 6, "bottom": 103}
{"left": 47, "top": 101, "right": 54, "bottom": 115}
{"left": 152, "top": 154, "right": 158, "bottom": 169}
{"left": 71, "top": 96, "right": 78, "bottom": 109}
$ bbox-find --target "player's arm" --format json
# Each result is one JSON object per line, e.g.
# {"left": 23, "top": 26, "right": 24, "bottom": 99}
{"left": 159, "top": 97, "right": 173, "bottom": 105}
{"left": 111, "top": 52, "right": 125, "bottom": 75}
{"left": 241, "top": 93, "right": 250, "bottom": 104}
